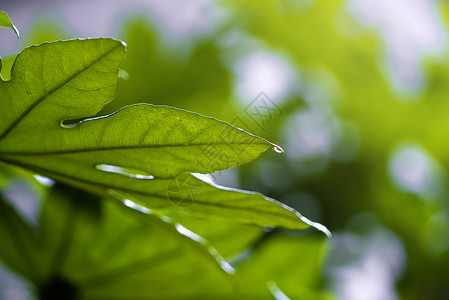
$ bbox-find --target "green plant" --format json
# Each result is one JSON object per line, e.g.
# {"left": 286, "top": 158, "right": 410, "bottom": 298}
{"left": 0, "top": 12, "right": 329, "bottom": 300}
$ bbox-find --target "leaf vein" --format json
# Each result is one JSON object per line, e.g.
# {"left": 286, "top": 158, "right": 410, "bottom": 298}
{"left": 0, "top": 141, "right": 268, "bottom": 156}
{"left": 0, "top": 42, "right": 122, "bottom": 141}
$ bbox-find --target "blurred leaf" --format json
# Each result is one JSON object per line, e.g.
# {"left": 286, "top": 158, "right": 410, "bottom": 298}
{"left": 0, "top": 178, "right": 331, "bottom": 299}
{"left": 0, "top": 11, "right": 19, "bottom": 38}
{"left": 159, "top": 219, "right": 332, "bottom": 299}
{"left": 0, "top": 183, "right": 239, "bottom": 299}
{"left": 21, "top": 17, "right": 68, "bottom": 47}
{"left": 236, "top": 232, "right": 330, "bottom": 300}
{"left": 108, "top": 19, "right": 233, "bottom": 120}
{"left": 221, "top": 0, "right": 449, "bottom": 297}
{"left": 166, "top": 214, "right": 265, "bottom": 259}
{"left": 0, "top": 54, "right": 16, "bottom": 81}
{"left": 0, "top": 194, "right": 40, "bottom": 282}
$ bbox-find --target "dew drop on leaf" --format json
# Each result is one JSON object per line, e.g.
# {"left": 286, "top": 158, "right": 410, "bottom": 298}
{"left": 273, "top": 145, "right": 284, "bottom": 154}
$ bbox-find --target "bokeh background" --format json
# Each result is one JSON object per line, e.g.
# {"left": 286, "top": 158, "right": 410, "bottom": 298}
{"left": 1, "top": 0, "right": 449, "bottom": 299}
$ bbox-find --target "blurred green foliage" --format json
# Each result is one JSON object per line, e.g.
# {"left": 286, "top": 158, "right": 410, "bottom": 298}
{"left": 0, "top": 163, "right": 328, "bottom": 299}
{"left": 221, "top": 1, "right": 449, "bottom": 298}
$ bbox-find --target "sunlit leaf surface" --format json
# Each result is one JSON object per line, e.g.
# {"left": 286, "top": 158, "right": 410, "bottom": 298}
{"left": 0, "top": 38, "right": 324, "bottom": 231}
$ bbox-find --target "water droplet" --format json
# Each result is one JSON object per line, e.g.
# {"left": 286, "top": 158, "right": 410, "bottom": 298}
{"left": 123, "top": 199, "right": 151, "bottom": 214}
{"left": 60, "top": 120, "right": 78, "bottom": 128}
{"left": 273, "top": 145, "right": 284, "bottom": 154}
{"left": 33, "top": 175, "right": 55, "bottom": 187}
{"left": 60, "top": 118, "right": 85, "bottom": 128}
{"left": 118, "top": 68, "right": 129, "bottom": 81}
{"left": 95, "top": 164, "right": 155, "bottom": 179}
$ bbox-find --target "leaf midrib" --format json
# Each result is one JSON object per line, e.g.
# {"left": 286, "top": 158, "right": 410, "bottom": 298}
{"left": 0, "top": 41, "right": 122, "bottom": 142}
{"left": 0, "top": 141, "right": 269, "bottom": 156}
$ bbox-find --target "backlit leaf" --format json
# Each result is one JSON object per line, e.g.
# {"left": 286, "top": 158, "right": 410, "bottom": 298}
{"left": 0, "top": 38, "right": 324, "bottom": 231}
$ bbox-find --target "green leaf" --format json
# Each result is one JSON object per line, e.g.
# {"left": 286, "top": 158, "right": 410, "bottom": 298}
{"left": 0, "top": 54, "right": 15, "bottom": 81}
{"left": 164, "top": 214, "right": 265, "bottom": 259}
{"left": 0, "top": 38, "right": 125, "bottom": 135}
{"left": 0, "top": 176, "right": 329, "bottom": 299}
{"left": 112, "top": 173, "right": 327, "bottom": 231}
{"left": 1, "top": 157, "right": 326, "bottom": 232}
{"left": 107, "top": 19, "right": 233, "bottom": 120}
{"left": 0, "top": 194, "right": 40, "bottom": 282}
{"left": 0, "top": 11, "right": 19, "bottom": 38}
{"left": 236, "top": 232, "right": 331, "bottom": 299}
{"left": 0, "top": 183, "right": 238, "bottom": 299}
{"left": 0, "top": 38, "right": 326, "bottom": 232}
{"left": 0, "top": 103, "right": 277, "bottom": 178}
{"left": 0, "top": 38, "right": 277, "bottom": 177}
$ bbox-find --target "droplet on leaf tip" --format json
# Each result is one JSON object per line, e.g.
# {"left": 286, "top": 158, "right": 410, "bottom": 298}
{"left": 273, "top": 145, "right": 284, "bottom": 154}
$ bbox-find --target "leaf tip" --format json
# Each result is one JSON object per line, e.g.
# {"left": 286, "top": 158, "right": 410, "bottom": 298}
{"left": 272, "top": 144, "right": 284, "bottom": 154}
{"left": 13, "top": 24, "right": 19, "bottom": 39}
{"left": 297, "top": 213, "right": 332, "bottom": 238}
{"left": 0, "top": 11, "right": 20, "bottom": 39}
